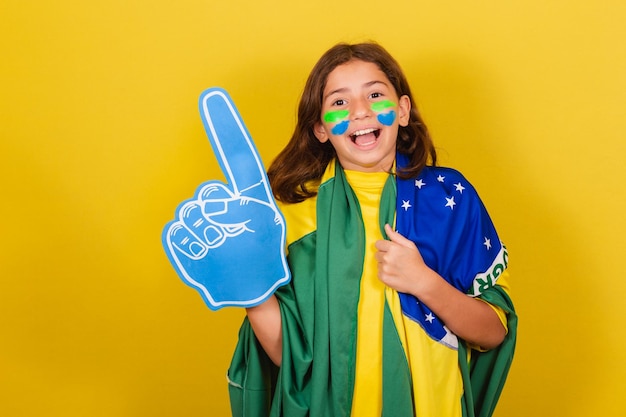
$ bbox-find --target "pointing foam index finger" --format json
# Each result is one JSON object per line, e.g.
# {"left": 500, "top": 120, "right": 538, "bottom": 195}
{"left": 199, "top": 88, "right": 271, "bottom": 201}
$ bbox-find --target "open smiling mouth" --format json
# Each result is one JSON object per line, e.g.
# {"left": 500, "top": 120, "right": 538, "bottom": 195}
{"left": 350, "top": 128, "right": 381, "bottom": 145}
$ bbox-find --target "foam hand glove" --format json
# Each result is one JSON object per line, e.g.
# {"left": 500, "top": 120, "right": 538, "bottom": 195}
{"left": 163, "top": 88, "right": 290, "bottom": 310}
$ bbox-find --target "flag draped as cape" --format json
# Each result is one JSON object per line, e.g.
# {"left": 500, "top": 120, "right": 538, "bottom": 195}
{"left": 227, "top": 157, "right": 517, "bottom": 417}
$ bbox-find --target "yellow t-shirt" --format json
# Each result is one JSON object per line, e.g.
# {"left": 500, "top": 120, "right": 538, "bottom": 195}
{"left": 345, "top": 169, "right": 388, "bottom": 417}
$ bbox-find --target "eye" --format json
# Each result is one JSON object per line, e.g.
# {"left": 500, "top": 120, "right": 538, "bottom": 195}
{"left": 332, "top": 98, "right": 346, "bottom": 106}
{"left": 370, "top": 92, "right": 383, "bottom": 99}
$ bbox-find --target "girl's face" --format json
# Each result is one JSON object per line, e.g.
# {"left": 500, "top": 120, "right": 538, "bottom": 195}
{"left": 314, "top": 59, "right": 410, "bottom": 173}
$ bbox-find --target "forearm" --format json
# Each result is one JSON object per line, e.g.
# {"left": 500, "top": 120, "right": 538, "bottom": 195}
{"left": 416, "top": 269, "right": 506, "bottom": 350}
{"left": 245, "top": 295, "right": 283, "bottom": 366}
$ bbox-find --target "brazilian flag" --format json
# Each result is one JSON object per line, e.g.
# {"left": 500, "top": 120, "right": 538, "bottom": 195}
{"left": 228, "top": 155, "right": 516, "bottom": 417}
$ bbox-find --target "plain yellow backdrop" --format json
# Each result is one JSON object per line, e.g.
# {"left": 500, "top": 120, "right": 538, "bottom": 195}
{"left": 2, "top": 1, "right": 625, "bottom": 416}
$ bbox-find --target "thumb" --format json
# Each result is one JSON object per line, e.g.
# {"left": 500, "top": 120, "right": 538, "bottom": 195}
{"left": 384, "top": 224, "right": 414, "bottom": 249}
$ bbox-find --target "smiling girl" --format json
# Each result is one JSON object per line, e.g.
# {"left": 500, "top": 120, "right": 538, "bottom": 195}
{"left": 228, "top": 42, "right": 517, "bottom": 417}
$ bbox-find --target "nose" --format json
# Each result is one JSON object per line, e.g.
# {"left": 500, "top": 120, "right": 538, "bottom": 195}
{"left": 351, "top": 98, "right": 372, "bottom": 120}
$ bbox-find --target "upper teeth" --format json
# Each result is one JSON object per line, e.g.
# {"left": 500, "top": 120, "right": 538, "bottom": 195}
{"left": 353, "top": 128, "right": 376, "bottom": 137}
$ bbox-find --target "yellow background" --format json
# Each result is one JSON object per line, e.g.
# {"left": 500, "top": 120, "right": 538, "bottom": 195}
{"left": 2, "top": 1, "right": 625, "bottom": 416}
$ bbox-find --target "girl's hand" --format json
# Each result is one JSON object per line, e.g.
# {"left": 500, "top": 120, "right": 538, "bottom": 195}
{"left": 375, "top": 224, "right": 437, "bottom": 296}
{"left": 376, "top": 224, "right": 506, "bottom": 349}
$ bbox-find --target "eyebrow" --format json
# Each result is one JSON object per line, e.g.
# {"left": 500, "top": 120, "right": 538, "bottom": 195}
{"left": 324, "top": 80, "right": 389, "bottom": 101}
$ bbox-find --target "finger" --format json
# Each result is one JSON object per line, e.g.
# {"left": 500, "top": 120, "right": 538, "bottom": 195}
{"left": 179, "top": 201, "right": 226, "bottom": 248}
{"left": 384, "top": 224, "right": 414, "bottom": 249}
{"left": 199, "top": 88, "right": 273, "bottom": 204}
{"left": 164, "top": 221, "right": 208, "bottom": 260}
{"left": 375, "top": 239, "right": 391, "bottom": 252}
{"left": 197, "top": 181, "right": 233, "bottom": 216}
{"left": 198, "top": 181, "right": 262, "bottom": 227}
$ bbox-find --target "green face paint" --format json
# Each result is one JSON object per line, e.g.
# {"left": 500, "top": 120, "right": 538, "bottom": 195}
{"left": 371, "top": 100, "right": 396, "bottom": 112}
{"left": 323, "top": 109, "right": 349, "bottom": 123}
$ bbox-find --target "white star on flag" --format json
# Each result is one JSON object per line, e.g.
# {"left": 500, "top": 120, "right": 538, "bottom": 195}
{"left": 401, "top": 200, "right": 412, "bottom": 211}
{"left": 483, "top": 237, "right": 492, "bottom": 250}
{"left": 415, "top": 179, "right": 425, "bottom": 189}
{"left": 425, "top": 313, "right": 435, "bottom": 323}
{"left": 445, "top": 196, "right": 456, "bottom": 210}
{"left": 437, "top": 175, "right": 445, "bottom": 183}
{"left": 454, "top": 182, "right": 465, "bottom": 193}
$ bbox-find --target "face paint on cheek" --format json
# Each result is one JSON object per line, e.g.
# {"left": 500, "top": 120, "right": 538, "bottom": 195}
{"left": 371, "top": 100, "right": 397, "bottom": 126}
{"left": 323, "top": 109, "right": 350, "bottom": 135}
{"left": 377, "top": 111, "right": 396, "bottom": 126}
{"left": 371, "top": 100, "right": 395, "bottom": 112}
{"left": 331, "top": 120, "right": 350, "bottom": 135}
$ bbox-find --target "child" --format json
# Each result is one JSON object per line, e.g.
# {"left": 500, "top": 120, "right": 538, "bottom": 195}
{"left": 227, "top": 42, "right": 516, "bottom": 417}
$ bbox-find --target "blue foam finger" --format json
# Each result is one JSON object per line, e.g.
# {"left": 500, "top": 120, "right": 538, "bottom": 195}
{"left": 162, "top": 88, "right": 291, "bottom": 310}
{"left": 200, "top": 89, "right": 273, "bottom": 201}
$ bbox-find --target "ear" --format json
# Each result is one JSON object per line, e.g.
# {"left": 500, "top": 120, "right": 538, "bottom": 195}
{"left": 313, "top": 122, "right": 329, "bottom": 143}
{"left": 398, "top": 95, "right": 411, "bottom": 127}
